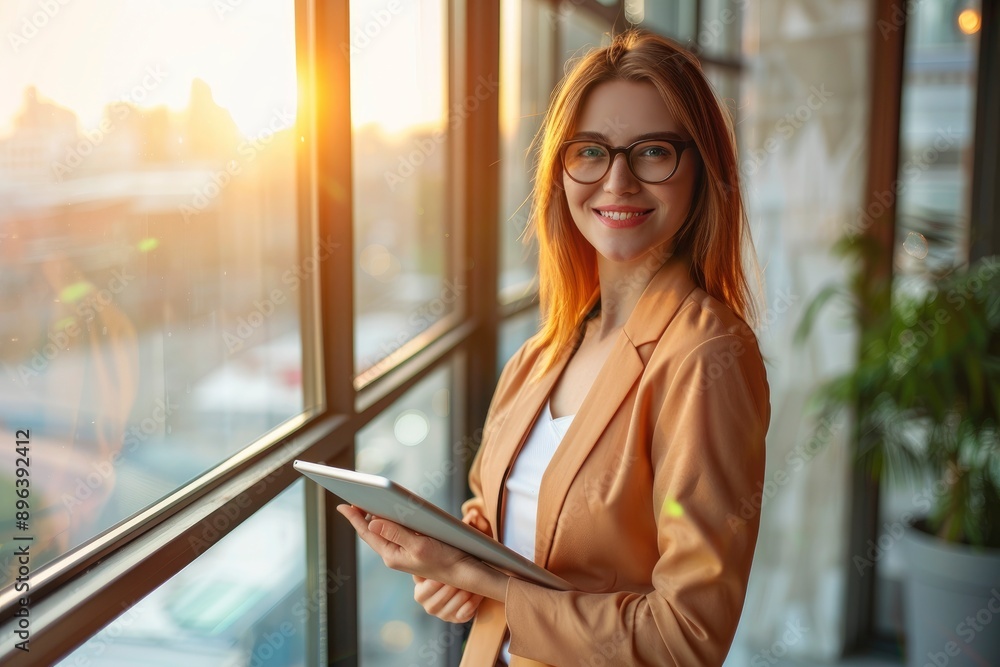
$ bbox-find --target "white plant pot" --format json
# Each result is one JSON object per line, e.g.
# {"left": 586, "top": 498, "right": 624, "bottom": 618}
{"left": 900, "top": 522, "right": 1000, "bottom": 667}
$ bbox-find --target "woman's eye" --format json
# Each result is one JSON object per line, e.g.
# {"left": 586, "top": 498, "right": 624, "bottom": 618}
{"left": 639, "top": 146, "right": 672, "bottom": 158}
{"left": 578, "top": 146, "right": 606, "bottom": 159}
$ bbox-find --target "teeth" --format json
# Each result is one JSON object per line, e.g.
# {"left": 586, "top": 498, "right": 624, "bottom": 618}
{"left": 597, "top": 210, "right": 648, "bottom": 221}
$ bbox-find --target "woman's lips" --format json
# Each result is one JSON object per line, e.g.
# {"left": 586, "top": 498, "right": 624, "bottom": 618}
{"left": 592, "top": 208, "right": 654, "bottom": 228}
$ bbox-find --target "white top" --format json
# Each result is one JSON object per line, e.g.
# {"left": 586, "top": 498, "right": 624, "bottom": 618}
{"left": 500, "top": 398, "right": 574, "bottom": 664}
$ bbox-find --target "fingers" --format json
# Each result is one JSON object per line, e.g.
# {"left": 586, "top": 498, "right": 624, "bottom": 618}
{"left": 413, "top": 576, "right": 448, "bottom": 604}
{"left": 414, "top": 577, "right": 483, "bottom": 623}
{"left": 336, "top": 505, "right": 399, "bottom": 558}
{"left": 456, "top": 595, "right": 483, "bottom": 622}
{"left": 462, "top": 509, "right": 493, "bottom": 538}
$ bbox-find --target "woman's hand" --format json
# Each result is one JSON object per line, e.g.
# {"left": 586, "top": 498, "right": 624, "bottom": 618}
{"left": 412, "top": 577, "right": 481, "bottom": 623}
{"left": 412, "top": 508, "right": 493, "bottom": 623}
{"left": 336, "top": 504, "right": 508, "bottom": 605}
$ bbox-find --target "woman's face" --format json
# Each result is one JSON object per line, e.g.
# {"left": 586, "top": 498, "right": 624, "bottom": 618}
{"left": 561, "top": 79, "right": 698, "bottom": 265}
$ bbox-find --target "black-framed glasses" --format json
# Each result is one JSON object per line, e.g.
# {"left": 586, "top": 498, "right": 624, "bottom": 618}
{"left": 560, "top": 136, "right": 696, "bottom": 185}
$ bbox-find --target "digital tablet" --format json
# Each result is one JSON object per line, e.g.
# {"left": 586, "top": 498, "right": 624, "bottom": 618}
{"left": 293, "top": 460, "right": 574, "bottom": 591}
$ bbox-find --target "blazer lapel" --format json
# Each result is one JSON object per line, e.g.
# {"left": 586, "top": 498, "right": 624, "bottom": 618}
{"left": 481, "top": 290, "right": 598, "bottom": 541}
{"left": 534, "top": 255, "right": 698, "bottom": 570}
{"left": 534, "top": 332, "right": 644, "bottom": 568}
{"left": 482, "top": 254, "right": 698, "bottom": 573}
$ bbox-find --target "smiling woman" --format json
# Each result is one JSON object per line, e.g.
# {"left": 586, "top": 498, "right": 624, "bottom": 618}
{"left": 340, "top": 28, "right": 770, "bottom": 667}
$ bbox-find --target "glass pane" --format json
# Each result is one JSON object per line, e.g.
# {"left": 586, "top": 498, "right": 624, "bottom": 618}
{"left": 704, "top": 67, "right": 741, "bottom": 120}
{"left": 498, "top": 310, "right": 539, "bottom": 384}
{"left": 697, "top": 0, "right": 744, "bottom": 58}
{"left": 0, "top": 2, "right": 304, "bottom": 587}
{"left": 891, "top": 0, "right": 980, "bottom": 284}
{"left": 499, "top": 0, "right": 552, "bottom": 300}
{"left": 352, "top": 0, "right": 454, "bottom": 377}
{"left": 560, "top": 3, "right": 614, "bottom": 62}
{"left": 356, "top": 364, "right": 456, "bottom": 666}
{"left": 57, "top": 480, "right": 309, "bottom": 666}
{"left": 636, "top": 0, "right": 697, "bottom": 44}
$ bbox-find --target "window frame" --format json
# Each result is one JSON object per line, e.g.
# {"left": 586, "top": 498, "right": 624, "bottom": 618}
{"left": 0, "top": 0, "right": 507, "bottom": 665}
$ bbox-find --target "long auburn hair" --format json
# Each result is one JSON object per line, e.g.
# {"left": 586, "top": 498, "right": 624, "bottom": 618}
{"left": 524, "top": 28, "right": 759, "bottom": 382}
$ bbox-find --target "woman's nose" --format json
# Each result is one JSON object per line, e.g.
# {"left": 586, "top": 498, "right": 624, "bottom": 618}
{"left": 603, "top": 153, "right": 640, "bottom": 195}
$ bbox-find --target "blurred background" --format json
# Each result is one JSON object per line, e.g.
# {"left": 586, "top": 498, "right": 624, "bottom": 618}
{"left": 0, "top": 0, "right": 995, "bottom": 665}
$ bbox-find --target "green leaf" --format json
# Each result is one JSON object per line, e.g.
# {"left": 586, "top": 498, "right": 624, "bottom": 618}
{"left": 794, "top": 284, "right": 847, "bottom": 344}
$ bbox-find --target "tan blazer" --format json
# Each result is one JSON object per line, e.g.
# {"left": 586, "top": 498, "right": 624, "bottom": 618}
{"left": 458, "top": 256, "right": 770, "bottom": 667}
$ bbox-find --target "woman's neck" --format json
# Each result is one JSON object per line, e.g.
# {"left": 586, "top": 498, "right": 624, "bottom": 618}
{"left": 593, "top": 244, "right": 673, "bottom": 335}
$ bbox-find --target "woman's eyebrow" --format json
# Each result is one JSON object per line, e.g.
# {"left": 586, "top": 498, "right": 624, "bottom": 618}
{"left": 570, "top": 130, "right": 685, "bottom": 142}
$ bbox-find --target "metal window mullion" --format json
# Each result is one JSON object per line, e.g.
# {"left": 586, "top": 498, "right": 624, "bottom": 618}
{"left": 969, "top": 0, "right": 999, "bottom": 261}
{"left": 311, "top": 0, "right": 357, "bottom": 661}
{"left": 846, "top": 0, "right": 909, "bottom": 651}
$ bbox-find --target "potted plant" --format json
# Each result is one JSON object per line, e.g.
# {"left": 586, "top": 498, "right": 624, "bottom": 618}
{"left": 797, "top": 238, "right": 1000, "bottom": 666}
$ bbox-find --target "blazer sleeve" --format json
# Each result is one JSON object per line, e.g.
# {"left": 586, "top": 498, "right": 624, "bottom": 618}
{"left": 503, "top": 332, "right": 770, "bottom": 667}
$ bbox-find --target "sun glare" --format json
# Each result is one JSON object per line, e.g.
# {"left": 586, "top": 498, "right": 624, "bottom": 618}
{"left": 0, "top": 0, "right": 297, "bottom": 139}
{"left": 348, "top": 0, "right": 447, "bottom": 137}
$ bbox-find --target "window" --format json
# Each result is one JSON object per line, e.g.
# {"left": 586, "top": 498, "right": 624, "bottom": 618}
{"left": 356, "top": 364, "right": 457, "bottom": 665}
{"left": 891, "top": 0, "right": 981, "bottom": 283}
{"left": 876, "top": 0, "right": 983, "bottom": 642}
{"left": 0, "top": 0, "right": 307, "bottom": 587}
{"left": 498, "top": 0, "right": 553, "bottom": 301}
{"left": 351, "top": 0, "right": 457, "bottom": 385}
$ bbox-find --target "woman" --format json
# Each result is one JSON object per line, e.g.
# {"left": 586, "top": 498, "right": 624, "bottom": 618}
{"left": 339, "top": 28, "right": 770, "bottom": 666}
